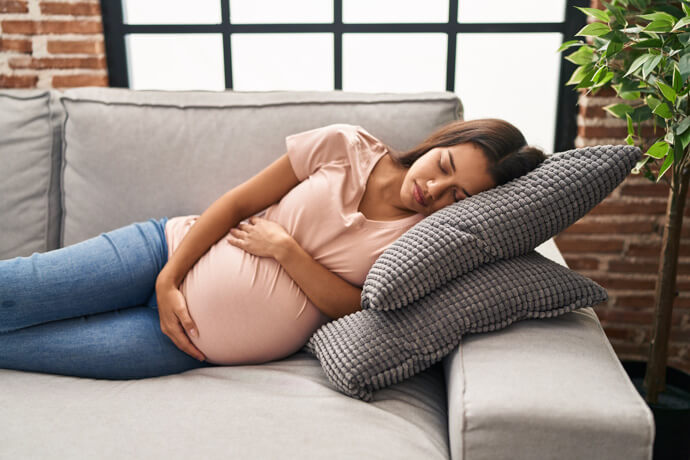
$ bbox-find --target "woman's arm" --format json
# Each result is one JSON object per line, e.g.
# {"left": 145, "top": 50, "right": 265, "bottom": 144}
{"left": 275, "top": 238, "right": 363, "bottom": 321}
{"left": 158, "top": 153, "right": 300, "bottom": 287}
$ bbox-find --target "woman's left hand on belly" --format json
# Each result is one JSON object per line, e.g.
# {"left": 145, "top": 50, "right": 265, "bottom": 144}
{"left": 226, "top": 216, "right": 292, "bottom": 259}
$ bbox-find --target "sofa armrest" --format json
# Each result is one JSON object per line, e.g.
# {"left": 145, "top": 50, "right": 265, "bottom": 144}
{"left": 442, "top": 306, "right": 655, "bottom": 460}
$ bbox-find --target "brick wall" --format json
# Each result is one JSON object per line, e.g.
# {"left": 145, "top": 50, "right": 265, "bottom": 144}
{"left": 551, "top": 0, "right": 690, "bottom": 374}
{"left": 0, "top": 0, "right": 108, "bottom": 88}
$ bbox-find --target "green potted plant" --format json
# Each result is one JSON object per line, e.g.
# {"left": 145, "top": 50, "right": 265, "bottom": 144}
{"left": 559, "top": 0, "right": 690, "bottom": 458}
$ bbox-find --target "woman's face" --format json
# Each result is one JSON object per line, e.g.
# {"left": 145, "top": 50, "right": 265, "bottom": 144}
{"left": 401, "top": 142, "right": 496, "bottom": 216}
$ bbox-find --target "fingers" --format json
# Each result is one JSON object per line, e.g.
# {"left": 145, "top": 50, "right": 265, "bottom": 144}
{"left": 170, "top": 322, "right": 207, "bottom": 362}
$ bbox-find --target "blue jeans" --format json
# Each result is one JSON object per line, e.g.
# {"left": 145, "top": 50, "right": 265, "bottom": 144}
{"left": 0, "top": 217, "right": 215, "bottom": 379}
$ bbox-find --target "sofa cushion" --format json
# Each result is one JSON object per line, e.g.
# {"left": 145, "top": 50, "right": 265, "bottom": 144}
{"left": 0, "top": 352, "right": 449, "bottom": 459}
{"left": 57, "top": 88, "right": 460, "bottom": 246}
{"left": 0, "top": 90, "right": 63, "bottom": 259}
{"left": 303, "top": 243, "right": 608, "bottom": 401}
{"left": 360, "top": 144, "right": 642, "bottom": 311}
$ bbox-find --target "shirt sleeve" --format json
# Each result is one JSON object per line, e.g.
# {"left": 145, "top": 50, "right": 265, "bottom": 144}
{"left": 285, "top": 123, "right": 360, "bottom": 181}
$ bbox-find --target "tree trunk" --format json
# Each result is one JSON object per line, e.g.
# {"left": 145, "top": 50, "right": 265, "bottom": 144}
{"left": 643, "top": 162, "right": 690, "bottom": 404}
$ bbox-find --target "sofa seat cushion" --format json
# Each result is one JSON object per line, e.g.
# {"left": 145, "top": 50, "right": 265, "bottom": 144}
{"left": 0, "top": 353, "right": 448, "bottom": 460}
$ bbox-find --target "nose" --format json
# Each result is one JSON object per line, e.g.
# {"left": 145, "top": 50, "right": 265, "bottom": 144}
{"left": 426, "top": 177, "right": 452, "bottom": 202}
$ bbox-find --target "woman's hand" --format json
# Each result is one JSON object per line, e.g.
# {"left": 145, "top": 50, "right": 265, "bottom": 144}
{"left": 226, "top": 216, "right": 292, "bottom": 259}
{"left": 155, "top": 277, "right": 206, "bottom": 362}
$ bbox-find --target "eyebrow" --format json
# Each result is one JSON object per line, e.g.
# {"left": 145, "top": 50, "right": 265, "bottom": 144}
{"left": 447, "top": 150, "right": 472, "bottom": 198}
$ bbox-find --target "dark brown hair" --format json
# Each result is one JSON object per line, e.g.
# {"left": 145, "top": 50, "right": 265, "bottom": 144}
{"left": 391, "top": 118, "right": 548, "bottom": 187}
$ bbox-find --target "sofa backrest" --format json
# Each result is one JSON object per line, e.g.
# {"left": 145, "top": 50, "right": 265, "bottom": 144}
{"left": 0, "top": 88, "right": 462, "bottom": 256}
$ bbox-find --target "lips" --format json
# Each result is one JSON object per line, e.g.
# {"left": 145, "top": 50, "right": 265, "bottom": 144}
{"left": 414, "top": 182, "right": 427, "bottom": 206}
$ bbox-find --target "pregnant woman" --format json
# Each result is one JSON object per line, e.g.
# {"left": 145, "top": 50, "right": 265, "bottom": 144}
{"left": 0, "top": 119, "right": 546, "bottom": 379}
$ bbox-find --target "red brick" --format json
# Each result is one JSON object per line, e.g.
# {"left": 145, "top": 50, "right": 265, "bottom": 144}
{"left": 554, "top": 236, "right": 625, "bottom": 253}
{"left": 0, "top": 37, "right": 32, "bottom": 53}
{"left": 39, "top": 1, "right": 100, "bottom": 16}
{"left": 1, "top": 19, "right": 102, "bottom": 35}
{"left": 563, "top": 256, "right": 599, "bottom": 270}
{"left": 620, "top": 182, "right": 673, "bottom": 198}
{"left": 561, "top": 219, "right": 655, "bottom": 234}
{"left": 47, "top": 39, "right": 104, "bottom": 55}
{"left": 587, "top": 86, "right": 617, "bottom": 98}
{"left": 52, "top": 73, "right": 108, "bottom": 88}
{"left": 603, "top": 325, "right": 637, "bottom": 340}
{"left": 0, "top": 0, "right": 28, "bottom": 13}
{"left": 579, "top": 104, "right": 607, "bottom": 119}
{"left": 591, "top": 274, "right": 656, "bottom": 290}
{"left": 628, "top": 242, "right": 690, "bottom": 258}
{"left": 578, "top": 124, "right": 665, "bottom": 139}
{"left": 9, "top": 56, "right": 106, "bottom": 69}
{"left": 588, "top": 199, "right": 667, "bottom": 215}
{"left": 0, "top": 74, "right": 37, "bottom": 88}
{"left": 609, "top": 259, "right": 690, "bottom": 275}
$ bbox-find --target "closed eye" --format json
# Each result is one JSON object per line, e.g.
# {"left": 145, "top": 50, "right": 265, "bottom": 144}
{"left": 438, "top": 159, "right": 460, "bottom": 202}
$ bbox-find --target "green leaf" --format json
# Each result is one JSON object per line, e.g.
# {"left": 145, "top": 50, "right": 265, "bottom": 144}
{"left": 631, "top": 105, "right": 653, "bottom": 122}
{"left": 679, "top": 54, "right": 690, "bottom": 80}
{"left": 676, "top": 116, "right": 690, "bottom": 135}
{"left": 632, "top": 155, "right": 652, "bottom": 174}
{"left": 566, "top": 65, "right": 589, "bottom": 85}
{"left": 575, "top": 6, "right": 610, "bottom": 23}
{"left": 684, "top": 3, "right": 690, "bottom": 17}
{"left": 643, "top": 19, "right": 674, "bottom": 33}
{"left": 639, "top": 11, "right": 678, "bottom": 23}
{"left": 575, "top": 68, "right": 598, "bottom": 89}
{"left": 593, "top": 71, "right": 615, "bottom": 87}
{"left": 653, "top": 101, "right": 672, "bottom": 119}
{"left": 627, "top": 113, "right": 634, "bottom": 135}
{"left": 672, "top": 16, "right": 690, "bottom": 31}
{"left": 646, "top": 94, "right": 662, "bottom": 110}
{"left": 565, "top": 46, "right": 594, "bottom": 65}
{"left": 592, "top": 66, "right": 608, "bottom": 83}
{"left": 673, "top": 65, "right": 683, "bottom": 92}
{"left": 646, "top": 140, "right": 670, "bottom": 158}
{"left": 624, "top": 53, "right": 652, "bottom": 77}
{"left": 626, "top": 133, "right": 636, "bottom": 145}
{"left": 605, "top": 39, "right": 625, "bottom": 58}
{"left": 604, "top": 103, "right": 634, "bottom": 118}
{"left": 658, "top": 148, "right": 674, "bottom": 182}
{"left": 642, "top": 54, "right": 663, "bottom": 79}
{"left": 576, "top": 22, "right": 612, "bottom": 37}
{"left": 557, "top": 40, "right": 583, "bottom": 53}
{"left": 678, "top": 32, "right": 690, "bottom": 45}
{"left": 657, "top": 80, "right": 677, "bottom": 103}
{"left": 632, "top": 38, "right": 663, "bottom": 48}
{"left": 680, "top": 128, "right": 690, "bottom": 149}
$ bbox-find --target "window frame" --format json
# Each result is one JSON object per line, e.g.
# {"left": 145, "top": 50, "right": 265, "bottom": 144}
{"left": 99, "top": 0, "right": 588, "bottom": 152}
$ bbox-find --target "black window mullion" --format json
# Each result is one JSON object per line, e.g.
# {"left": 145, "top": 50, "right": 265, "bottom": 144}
{"left": 446, "top": 0, "right": 458, "bottom": 92}
{"left": 100, "top": 0, "right": 128, "bottom": 87}
{"left": 555, "top": 0, "right": 589, "bottom": 153}
{"left": 334, "top": 0, "right": 342, "bottom": 90}
{"left": 220, "top": 0, "right": 233, "bottom": 89}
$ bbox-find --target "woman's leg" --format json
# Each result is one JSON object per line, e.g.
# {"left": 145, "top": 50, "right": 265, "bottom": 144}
{"left": 0, "top": 305, "right": 215, "bottom": 379}
{"left": 0, "top": 217, "right": 169, "bottom": 333}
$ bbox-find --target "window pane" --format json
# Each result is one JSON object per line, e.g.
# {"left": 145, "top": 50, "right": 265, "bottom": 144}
{"left": 343, "top": 34, "right": 446, "bottom": 92}
{"left": 458, "top": 0, "right": 565, "bottom": 23}
{"left": 343, "top": 0, "right": 448, "bottom": 23}
{"left": 230, "top": 0, "right": 332, "bottom": 23}
{"left": 126, "top": 34, "right": 225, "bottom": 90}
{"left": 123, "top": 0, "right": 221, "bottom": 24}
{"left": 455, "top": 33, "right": 562, "bottom": 153}
{"left": 231, "top": 34, "right": 333, "bottom": 90}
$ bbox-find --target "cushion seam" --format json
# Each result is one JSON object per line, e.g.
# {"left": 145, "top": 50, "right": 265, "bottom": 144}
{"left": 58, "top": 96, "right": 459, "bottom": 111}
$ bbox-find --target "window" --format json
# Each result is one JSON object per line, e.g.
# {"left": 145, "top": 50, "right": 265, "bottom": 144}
{"left": 100, "top": 0, "right": 588, "bottom": 153}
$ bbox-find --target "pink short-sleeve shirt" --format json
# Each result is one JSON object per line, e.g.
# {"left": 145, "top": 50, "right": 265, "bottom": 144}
{"left": 164, "top": 124, "right": 425, "bottom": 365}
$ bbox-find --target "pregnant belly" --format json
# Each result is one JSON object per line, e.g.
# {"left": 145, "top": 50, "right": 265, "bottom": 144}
{"left": 180, "top": 241, "right": 331, "bottom": 365}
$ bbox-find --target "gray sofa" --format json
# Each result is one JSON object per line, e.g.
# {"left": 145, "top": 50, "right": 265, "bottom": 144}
{"left": 0, "top": 88, "right": 654, "bottom": 460}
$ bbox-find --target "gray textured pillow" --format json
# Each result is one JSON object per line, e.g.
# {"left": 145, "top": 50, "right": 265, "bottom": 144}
{"left": 303, "top": 250, "right": 607, "bottom": 401}
{"left": 361, "top": 144, "right": 641, "bottom": 311}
